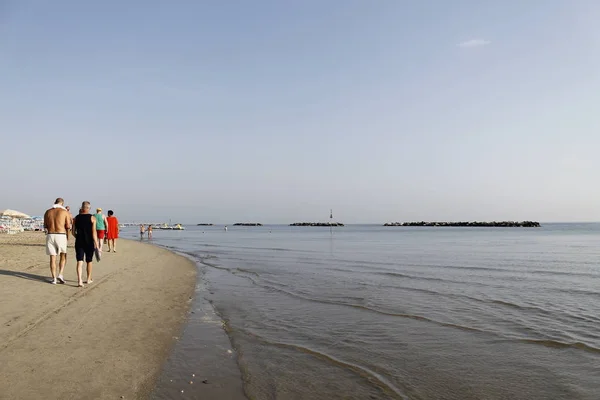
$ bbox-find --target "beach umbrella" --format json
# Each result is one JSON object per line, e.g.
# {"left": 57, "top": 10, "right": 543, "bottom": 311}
{"left": 0, "top": 209, "right": 31, "bottom": 219}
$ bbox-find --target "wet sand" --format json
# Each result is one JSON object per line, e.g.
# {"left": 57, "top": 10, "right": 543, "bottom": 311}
{"left": 0, "top": 232, "right": 197, "bottom": 400}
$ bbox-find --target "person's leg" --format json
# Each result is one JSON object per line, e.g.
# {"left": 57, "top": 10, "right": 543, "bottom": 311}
{"left": 76, "top": 261, "right": 84, "bottom": 286}
{"left": 97, "top": 232, "right": 103, "bottom": 251}
{"left": 49, "top": 255, "right": 57, "bottom": 283}
{"left": 85, "top": 248, "right": 94, "bottom": 283}
{"left": 46, "top": 235, "right": 58, "bottom": 283}
{"left": 57, "top": 253, "right": 67, "bottom": 283}
{"left": 75, "top": 247, "right": 84, "bottom": 286}
{"left": 112, "top": 239, "right": 117, "bottom": 252}
{"left": 107, "top": 238, "right": 112, "bottom": 252}
{"left": 86, "top": 261, "right": 93, "bottom": 283}
{"left": 56, "top": 235, "right": 68, "bottom": 283}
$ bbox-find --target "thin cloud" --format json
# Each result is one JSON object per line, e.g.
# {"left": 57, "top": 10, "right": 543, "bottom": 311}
{"left": 457, "top": 39, "right": 491, "bottom": 48}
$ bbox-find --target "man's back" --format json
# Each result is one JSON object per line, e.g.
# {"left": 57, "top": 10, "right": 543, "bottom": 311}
{"left": 44, "top": 208, "right": 70, "bottom": 233}
{"left": 74, "top": 214, "right": 94, "bottom": 248}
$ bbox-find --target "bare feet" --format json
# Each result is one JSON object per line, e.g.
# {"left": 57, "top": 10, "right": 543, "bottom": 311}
{"left": 77, "top": 282, "right": 85, "bottom": 287}
{"left": 85, "top": 279, "right": 93, "bottom": 284}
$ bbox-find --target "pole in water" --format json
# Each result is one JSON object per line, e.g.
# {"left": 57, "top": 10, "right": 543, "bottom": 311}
{"left": 330, "top": 209, "right": 333, "bottom": 235}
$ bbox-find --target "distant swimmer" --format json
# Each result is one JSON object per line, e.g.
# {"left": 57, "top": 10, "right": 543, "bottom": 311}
{"left": 148, "top": 224, "right": 153, "bottom": 239}
{"left": 224, "top": 226, "right": 228, "bottom": 232}
{"left": 140, "top": 224, "right": 145, "bottom": 239}
{"left": 43, "top": 198, "right": 72, "bottom": 284}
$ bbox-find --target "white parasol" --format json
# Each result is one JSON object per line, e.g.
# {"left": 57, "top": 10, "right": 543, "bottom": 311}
{"left": 0, "top": 209, "right": 31, "bottom": 219}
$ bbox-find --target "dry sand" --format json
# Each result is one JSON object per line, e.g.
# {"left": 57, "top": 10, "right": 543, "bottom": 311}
{"left": 0, "top": 232, "right": 197, "bottom": 400}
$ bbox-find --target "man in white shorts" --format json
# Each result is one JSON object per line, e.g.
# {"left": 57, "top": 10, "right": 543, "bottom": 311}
{"left": 43, "top": 198, "right": 72, "bottom": 284}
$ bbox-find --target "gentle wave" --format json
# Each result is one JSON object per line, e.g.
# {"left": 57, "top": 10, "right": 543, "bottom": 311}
{"left": 372, "top": 271, "right": 500, "bottom": 288}
{"left": 234, "top": 327, "right": 411, "bottom": 400}
{"left": 189, "top": 254, "right": 262, "bottom": 278}
{"left": 555, "top": 288, "right": 600, "bottom": 297}
{"left": 196, "top": 254, "right": 600, "bottom": 357}
{"left": 487, "top": 299, "right": 554, "bottom": 317}
{"left": 511, "top": 339, "right": 600, "bottom": 354}
{"left": 232, "top": 272, "right": 489, "bottom": 335}
{"left": 330, "top": 259, "right": 600, "bottom": 280}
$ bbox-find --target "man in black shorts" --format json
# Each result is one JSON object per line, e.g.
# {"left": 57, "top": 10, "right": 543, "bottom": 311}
{"left": 72, "top": 201, "right": 99, "bottom": 287}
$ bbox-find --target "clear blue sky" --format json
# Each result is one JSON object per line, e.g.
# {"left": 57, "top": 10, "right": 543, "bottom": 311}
{"left": 2, "top": 1, "right": 600, "bottom": 223}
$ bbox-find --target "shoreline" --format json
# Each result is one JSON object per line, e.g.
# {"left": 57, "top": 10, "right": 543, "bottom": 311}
{"left": 0, "top": 232, "right": 196, "bottom": 399}
{"left": 148, "top": 246, "right": 247, "bottom": 400}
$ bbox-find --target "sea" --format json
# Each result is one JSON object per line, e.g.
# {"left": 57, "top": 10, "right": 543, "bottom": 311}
{"left": 126, "top": 224, "right": 600, "bottom": 400}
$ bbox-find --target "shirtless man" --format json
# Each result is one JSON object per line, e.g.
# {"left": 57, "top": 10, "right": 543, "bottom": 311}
{"left": 43, "top": 198, "right": 72, "bottom": 284}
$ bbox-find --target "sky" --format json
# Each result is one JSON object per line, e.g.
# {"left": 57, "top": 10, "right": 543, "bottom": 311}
{"left": 2, "top": 1, "right": 600, "bottom": 223}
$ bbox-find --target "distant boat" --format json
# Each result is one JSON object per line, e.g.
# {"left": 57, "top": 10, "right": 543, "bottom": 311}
{"left": 158, "top": 223, "right": 185, "bottom": 230}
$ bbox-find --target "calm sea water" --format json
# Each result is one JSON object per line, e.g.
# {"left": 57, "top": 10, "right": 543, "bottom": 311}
{"left": 141, "top": 224, "right": 600, "bottom": 399}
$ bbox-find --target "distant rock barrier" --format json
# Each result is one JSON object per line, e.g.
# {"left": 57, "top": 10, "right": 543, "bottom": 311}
{"left": 383, "top": 221, "right": 540, "bottom": 227}
{"left": 290, "top": 222, "right": 345, "bottom": 227}
{"left": 233, "top": 223, "right": 263, "bottom": 226}
{"left": 196, "top": 223, "right": 214, "bottom": 226}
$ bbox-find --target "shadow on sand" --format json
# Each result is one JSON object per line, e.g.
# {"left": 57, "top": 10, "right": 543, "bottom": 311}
{"left": 0, "top": 269, "right": 50, "bottom": 283}
{"left": 0, "top": 269, "right": 81, "bottom": 287}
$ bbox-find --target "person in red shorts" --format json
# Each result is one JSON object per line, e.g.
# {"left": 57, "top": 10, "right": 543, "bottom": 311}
{"left": 106, "top": 210, "right": 120, "bottom": 253}
{"left": 93, "top": 208, "right": 108, "bottom": 252}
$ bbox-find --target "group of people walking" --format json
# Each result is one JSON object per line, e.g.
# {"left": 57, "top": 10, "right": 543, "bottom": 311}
{"left": 43, "top": 198, "right": 120, "bottom": 287}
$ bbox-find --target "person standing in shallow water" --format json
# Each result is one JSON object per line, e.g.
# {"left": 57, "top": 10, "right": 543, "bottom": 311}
{"left": 139, "top": 224, "right": 145, "bottom": 240}
{"left": 147, "top": 224, "right": 153, "bottom": 239}
{"left": 72, "top": 201, "right": 99, "bottom": 287}
{"left": 94, "top": 208, "right": 107, "bottom": 252}
{"left": 106, "top": 210, "right": 119, "bottom": 252}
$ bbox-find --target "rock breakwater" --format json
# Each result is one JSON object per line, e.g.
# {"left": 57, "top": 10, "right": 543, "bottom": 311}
{"left": 383, "top": 221, "right": 540, "bottom": 227}
{"left": 233, "top": 223, "right": 263, "bottom": 226}
{"left": 290, "top": 222, "right": 345, "bottom": 227}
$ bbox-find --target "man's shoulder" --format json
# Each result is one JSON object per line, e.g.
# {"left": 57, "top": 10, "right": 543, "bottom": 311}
{"left": 45, "top": 208, "right": 59, "bottom": 216}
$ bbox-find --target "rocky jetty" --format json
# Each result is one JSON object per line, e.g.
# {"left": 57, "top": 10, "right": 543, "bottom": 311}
{"left": 383, "top": 221, "right": 540, "bottom": 228}
{"left": 290, "top": 222, "right": 345, "bottom": 227}
{"left": 233, "top": 223, "right": 263, "bottom": 226}
{"left": 196, "top": 223, "right": 214, "bottom": 226}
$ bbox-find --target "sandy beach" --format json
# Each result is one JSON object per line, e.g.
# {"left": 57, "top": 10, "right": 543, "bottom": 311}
{"left": 0, "top": 232, "right": 197, "bottom": 400}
